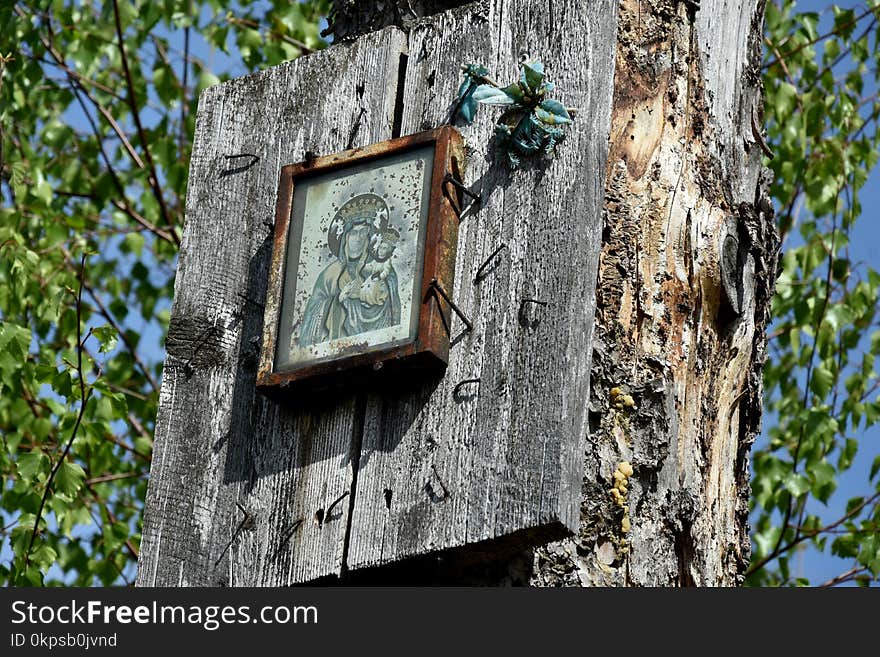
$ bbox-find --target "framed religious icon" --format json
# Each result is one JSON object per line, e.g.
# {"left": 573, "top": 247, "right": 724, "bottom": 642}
{"left": 257, "top": 126, "right": 466, "bottom": 394}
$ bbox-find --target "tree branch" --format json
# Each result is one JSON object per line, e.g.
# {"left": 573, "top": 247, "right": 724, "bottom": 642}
{"left": 181, "top": 17, "right": 190, "bottom": 162}
{"left": 80, "top": 275, "right": 160, "bottom": 394}
{"left": 764, "top": 7, "right": 877, "bottom": 71}
{"left": 55, "top": 189, "right": 175, "bottom": 244}
{"left": 819, "top": 566, "right": 870, "bottom": 588}
{"left": 815, "top": 18, "right": 877, "bottom": 89}
{"left": 85, "top": 471, "right": 144, "bottom": 486}
{"left": 111, "top": 0, "right": 177, "bottom": 239}
{"left": 66, "top": 81, "right": 177, "bottom": 246}
{"left": 226, "top": 15, "right": 316, "bottom": 54}
{"left": 747, "top": 491, "right": 880, "bottom": 576}
{"left": 85, "top": 481, "right": 139, "bottom": 561}
{"left": 81, "top": 502, "right": 133, "bottom": 585}
{"left": 15, "top": 5, "right": 147, "bottom": 170}
{"left": 24, "top": 254, "right": 93, "bottom": 572}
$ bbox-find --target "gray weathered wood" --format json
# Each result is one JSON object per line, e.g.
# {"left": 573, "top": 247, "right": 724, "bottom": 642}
{"left": 139, "top": 1, "right": 619, "bottom": 585}
{"left": 139, "top": 0, "right": 776, "bottom": 587}
{"left": 697, "top": 0, "right": 767, "bottom": 203}
{"left": 347, "top": 0, "right": 618, "bottom": 571}
{"left": 136, "top": 28, "right": 407, "bottom": 586}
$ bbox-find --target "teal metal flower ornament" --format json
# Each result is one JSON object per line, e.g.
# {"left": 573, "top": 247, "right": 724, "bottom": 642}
{"left": 454, "top": 59, "right": 574, "bottom": 167}
{"left": 455, "top": 63, "right": 494, "bottom": 124}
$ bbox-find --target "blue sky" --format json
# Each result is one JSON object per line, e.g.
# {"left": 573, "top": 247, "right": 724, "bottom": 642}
{"left": 755, "top": 0, "right": 880, "bottom": 585}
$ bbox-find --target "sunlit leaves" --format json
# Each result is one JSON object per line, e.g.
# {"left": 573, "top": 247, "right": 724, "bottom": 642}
{"left": 54, "top": 461, "right": 86, "bottom": 501}
{"left": 16, "top": 451, "right": 48, "bottom": 483}
{"left": 0, "top": 1, "right": 325, "bottom": 585}
{"left": 750, "top": 1, "right": 880, "bottom": 587}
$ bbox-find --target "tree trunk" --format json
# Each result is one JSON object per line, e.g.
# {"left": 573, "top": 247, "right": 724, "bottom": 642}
{"left": 137, "top": 0, "right": 778, "bottom": 587}
{"left": 530, "top": 0, "right": 779, "bottom": 587}
{"left": 328, "top": 0, "right": 779, "bottom": 587}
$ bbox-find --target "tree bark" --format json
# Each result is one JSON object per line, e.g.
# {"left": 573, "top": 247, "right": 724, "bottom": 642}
{"left": 327, "top": 1, "right": 472, "bottom": 41}
{"left": 530, "top": 0, "right": 779, "bottom": 586}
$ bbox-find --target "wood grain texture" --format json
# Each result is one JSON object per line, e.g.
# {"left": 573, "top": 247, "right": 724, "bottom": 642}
{"left": 696, "top": 0, "right": 767, "bottom": 202}
{"left": 139, "top": 0, "right": 774, "bottom": 587}
{"left": 531, "top": 0, "right": 777, "bottom": 587}
{"left": 347, "top": 0, "right": 618, "bottom": 571}
{"left": 136, "top": 28, "right": 407, "bottom": 586}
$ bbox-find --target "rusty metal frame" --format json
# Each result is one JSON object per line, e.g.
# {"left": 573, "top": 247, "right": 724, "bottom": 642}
{"left": 257, "top": 126, "right": 466, "bottom": 395}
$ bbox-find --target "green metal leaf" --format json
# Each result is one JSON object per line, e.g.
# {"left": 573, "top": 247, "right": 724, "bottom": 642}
{"left": 520, "top": 59, "right": 545, "bottom": 94}
{"left": 535, "top": 99, "right": 572, "bottom": 125}
{"left": 472, "top": 83, "right": 520, "bottom": 106}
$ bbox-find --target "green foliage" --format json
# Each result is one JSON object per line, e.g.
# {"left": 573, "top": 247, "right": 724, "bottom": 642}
{"left": 0, "top": 0, "right": 327, "bottom": 585}
{"left": 749, "top": 0, "right": 880, "bottom": 587}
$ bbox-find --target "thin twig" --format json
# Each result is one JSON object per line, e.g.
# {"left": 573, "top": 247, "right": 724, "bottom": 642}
{"left": 764, "top": 37, "right": 804, "bottom": 112}
{"left": 226, "top": 15, "right": 315, "bottom": 54}
{"left": 111, "top": 0, "right": 177, "bottom": 240}
{"left": 66, "top": 80, "right": 175, "bottom": 245}
{"left": 105, "top": 381, "right": 149, "bottom": 401}
{"left": 819, "top": 566, "right": 870, "bottom": 588}
{"left": 794, "top": 210, "right": 840, "bottom": 467}
{"left": 81, "top": 504, "right": 132, "bottom": 585}
{"left": 84, "top": 482, "right": 140, "bottom": 561}
{"left": 27, "top": 53, "right": 123, "bottom": 99}
{"left": 103, "top": 430, "right": 150, "bottom": 461}
{"left": 180, "top": 9, "right": 190, "bottom": 160}
{"left": 59, "top": 245, "right": 160, "bottom": 393}
{"left": 815, "top": 18, "right": 877, "bottom": 87}
{"left": 54, "top": 190, "right": 173, "bottom": 243}
{"left": 764, "top": 7, "right": 877, "bottom": 71}
{"left": 109, "top": 200, "right": 175, "bottom": 243}
{"left": 25, "top": 255, "right": 92, "bottom": 571}
{"left": 85, "top": 471, "right": 144, "bottom": 486}
{"left": 1, "top": 518, "right": 20, "bottom": 535}
{"left": 15, "top": 5, "right": 145, "bottom": 168}
{"left": 126, "top": 413, "right": 153, "bottom": 450}
{"left": 777, "top": 208, "right": 842, "bottom": 563}
{"left": 747, "top": 491, "right": 880, "bottom": 576}
{"left": 80, "top": 274, "right": 160, "bottom": 393}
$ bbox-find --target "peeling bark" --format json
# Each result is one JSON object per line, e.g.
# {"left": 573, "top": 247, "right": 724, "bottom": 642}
{"left": 532, "top": 0, "right": 779, "bottom": 587}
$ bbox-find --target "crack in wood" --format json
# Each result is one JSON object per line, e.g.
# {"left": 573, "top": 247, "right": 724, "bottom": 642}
{"left": 391, "top": 53, "right": 409, "bottom": 138}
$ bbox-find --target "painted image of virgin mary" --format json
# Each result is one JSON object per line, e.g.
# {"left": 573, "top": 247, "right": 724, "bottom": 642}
{"left": 296, "top": 193, "right": 402, "bottom": 347}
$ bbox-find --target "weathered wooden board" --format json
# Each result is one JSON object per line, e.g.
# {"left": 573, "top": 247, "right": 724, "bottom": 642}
{"left": 136, "top": 28, "right": 408, "bottom": 586}
{"left": 696, "top": 1, "right": 766, "bottom": 202}
{"left": 346, "top": 0, "right": 618, "bottom": 571}
{"left": 139, "top": 0, "right": 618, "bottom": 585}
